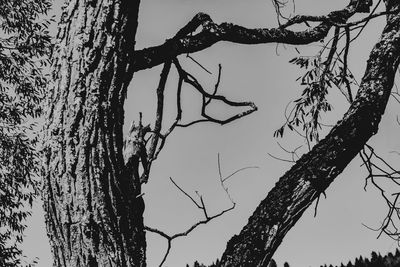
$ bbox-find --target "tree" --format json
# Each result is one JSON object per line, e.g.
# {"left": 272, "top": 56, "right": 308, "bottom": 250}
{"left": 319, "top": 249, "right": 400, "bottom": 267}
{"left": 0, "top": 0, "right": 51, "bottom": 266}
{"left": 41, "top": 0, "right": 400, "bottom": 266}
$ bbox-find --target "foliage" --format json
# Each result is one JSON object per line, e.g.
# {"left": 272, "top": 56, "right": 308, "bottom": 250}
{"left": 0, "top": 0, "right": 52, "bottom": 265}
{"left": 186, "top": 259, "right": 220, "bottom": 267}
{"left": 274, "top": 47, "right": 357, "bottom": 144}
{"left": 320, "top": 249, "right": 400, "bottom": 267}
{"left": 188, "top": 249, "right": 400, "bottom": 267}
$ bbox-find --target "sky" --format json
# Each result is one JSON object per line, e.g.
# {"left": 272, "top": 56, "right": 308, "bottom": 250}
{"left": 21, "top": 0, "right": 400, "bottom": 266}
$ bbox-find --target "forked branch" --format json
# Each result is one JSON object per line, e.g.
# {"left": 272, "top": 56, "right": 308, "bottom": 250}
{"left": 174, "top": 59, "right": 257, "bottom": 127}
{"left": 145, "top": 154, "right": 258, "bottom": 267}
{"left": 125, "top": 57, "right": 257, "bottom": 184}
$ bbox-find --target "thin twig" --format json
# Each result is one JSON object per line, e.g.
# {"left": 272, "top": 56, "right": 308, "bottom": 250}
{"left": 145, "top": 155, "right": 257, "bottom": 266}
{"left": 186, "top": 54, "right": 212, "bottom": 74}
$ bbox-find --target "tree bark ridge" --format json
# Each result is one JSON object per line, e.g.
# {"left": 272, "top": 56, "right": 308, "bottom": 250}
{"left": 43, "top": 0, "right": 145, "bottom": 266}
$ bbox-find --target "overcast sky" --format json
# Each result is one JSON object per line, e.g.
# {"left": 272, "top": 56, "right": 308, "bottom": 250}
{"left": 22, "top": 0, "right": 400, "bottom": 266}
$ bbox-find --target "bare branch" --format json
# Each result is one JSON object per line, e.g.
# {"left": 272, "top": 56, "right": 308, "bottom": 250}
{"left": 222, "top": 166, "right": 260, "bottom": 183}
{"left": 267, "top": 153, "right": 296, "bottom": 163}
{"left": 359, "top": 144, "right": 400, "bottom": 240}
{"left": 151, "top": 75, "right": 184, "bottom": 161}
{"left": 335, "top": 9, "right": 396, "bottom": 27}
{"left": 268, "top": 142, "right": 303, "bottom": 163}
{"left": 144, "top": 226, "right": 170, "bottom": 240}
{"left": 271, "top": 0, "right": 295, "bottom": 25}
{"left": 159, "top": 241, "right": 172, "bottom": 267}
{"left": 133, "top": 2, "right": 364, "bottom": 71}
{"left": 148, "top": 61, "right": 172, "bottom": 162}
{"left": 170, "top": 205, "right": 235, "bottom": 241}
{"left": 174, "top": 59, "right": 257, "bottom": 127}
{"left": 280, "top": 15, "right": 328, "bottom": 29}
{"left": 139, "top": 61, "right": 173, "bottom": 183}
{"left": 186, "top": 54, "right": 213, "bottom": 74}
{"left": 346, "top": 0, "right": 383, "bottom": 46}
{"left": 343, "top": 26, "right": 353, "bottom": 103}
{"left": 145, "top": 155, "right": 257, "bottom": 266}
{"left": 170, "top": 177, "right": 202, "bottom": 209}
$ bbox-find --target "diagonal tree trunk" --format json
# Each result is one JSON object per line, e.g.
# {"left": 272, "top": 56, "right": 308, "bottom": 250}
{"left": 42, "top": 0, "right": 145, "bottom": 266}
{"left": 42, "top": 0, "right": 397, "bottom": 266}
{"left": 219, "top": 3, "right": 400, "bottom": 266}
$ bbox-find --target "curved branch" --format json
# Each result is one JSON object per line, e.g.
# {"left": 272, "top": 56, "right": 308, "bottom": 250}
{"left": 133, "top": 2, "right": 363, "bottom": 71}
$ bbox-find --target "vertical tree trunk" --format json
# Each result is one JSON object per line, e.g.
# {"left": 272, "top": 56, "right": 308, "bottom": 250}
{"left": 42, "top": 1, "right": 145, "bottom": 266}
{"left": 42, "top": 0, "right": 400, "bottom": 266}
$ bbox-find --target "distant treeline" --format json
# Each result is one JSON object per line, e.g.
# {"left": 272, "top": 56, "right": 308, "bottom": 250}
{"left": 317, "top": 249, "right": 400, "bottom": 267}
{"left": 188, "top": 249, "right": 400, "bottom": 267}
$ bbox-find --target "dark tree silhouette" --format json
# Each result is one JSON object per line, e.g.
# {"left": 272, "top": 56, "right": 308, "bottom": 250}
{"left": 40, "top": 0, "right": 400, "bottom": 266}
{"left": 319, "top": 249, "right": 400, "bottom": 267}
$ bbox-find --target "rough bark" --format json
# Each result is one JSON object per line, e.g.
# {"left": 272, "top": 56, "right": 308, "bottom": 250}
{"left": 41, "top": 0, "right": 395, "bottom": 266}
{"left": 42, "top": 0, "right": 145, "bottom": 266}
{"left": 219, "top": 4, "right": 400, "bottom": 267}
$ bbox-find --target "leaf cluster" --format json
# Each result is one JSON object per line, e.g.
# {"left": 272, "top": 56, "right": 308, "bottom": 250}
{"left": 274, "top": 53, "right": 356, "bottom": 144}
{"left": 274, "top": 56, "right": 329, "bottom": 142}
{"left": 0, "top": 0, "right": 52, "bottom": 265}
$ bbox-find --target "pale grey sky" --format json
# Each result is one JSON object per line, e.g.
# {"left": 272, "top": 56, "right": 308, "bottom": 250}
{"left": 22, "top": 1, "right": 400, "bottom": 266}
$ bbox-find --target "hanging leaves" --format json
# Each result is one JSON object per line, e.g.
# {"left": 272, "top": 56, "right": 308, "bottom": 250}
{"left": 0, "top": 0, "right": 52, "bottom": 265}
{"left": 274, "top": 49, "right": 356, "bottom": 144}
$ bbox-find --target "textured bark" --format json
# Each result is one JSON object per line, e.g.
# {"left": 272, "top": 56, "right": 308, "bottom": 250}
{"left": 42, "top": 0, "right": 145, "bottom": 266}
{"left": 41, "top": 0, "right": 395, "bottom": 266}
{"left": 219, "top": 5, "right": 400, "bottom": 267}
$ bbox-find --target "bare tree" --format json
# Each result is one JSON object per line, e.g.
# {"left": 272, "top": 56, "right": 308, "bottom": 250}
{"left": 42, "top": 0, "right": 400, "bottom": 266}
